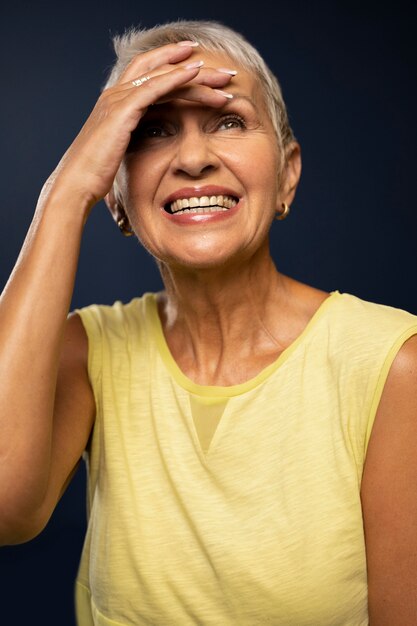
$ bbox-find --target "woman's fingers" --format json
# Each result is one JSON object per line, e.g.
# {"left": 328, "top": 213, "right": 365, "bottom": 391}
{"left": 117, "top": 41, "right": 237, "bottom": 95}
{"left": 111, "top": 65, "right": 235, "bottom": 111}
{"left": 117, "top": 65, "right": 235, "bottom": 114}
{"left": 113, "top": 64, "right": 208, "bottom": 113}
{"left": 192, "top": 67, "right": 237, "bottom": 87}
{"left": 113, "top": 62, "right": 236, "bottom": 111}
{"left": 151, "top": 83, "right": 234, "bottom": 107}
{"left": 119, "top": 41, "right": 199, "bottom": 84}
{"left": 127, "top": 65, "right": 236, "bottom": 92}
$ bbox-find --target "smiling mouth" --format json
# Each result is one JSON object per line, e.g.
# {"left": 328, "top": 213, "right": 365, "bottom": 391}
{"left": 164, "top": 195, "right": 238, "bottom": 215}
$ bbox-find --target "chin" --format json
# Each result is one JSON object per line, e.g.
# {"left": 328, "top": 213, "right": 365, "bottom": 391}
{"left": 158, "top": 243, "right": 255, "bottom": 274}
{"left": 140, "top": 230, "right": 263, "bottom": 274}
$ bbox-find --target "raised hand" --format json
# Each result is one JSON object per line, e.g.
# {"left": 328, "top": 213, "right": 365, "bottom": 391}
{"left": 49, "top": 42, "right": 235, "bottom": 213}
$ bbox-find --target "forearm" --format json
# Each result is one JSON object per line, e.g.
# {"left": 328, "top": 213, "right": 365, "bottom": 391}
{"left": 0, "top": 181, "right": 90, "bottom": 525}
{"left": 0, "top": 41, "right": 224, "bottom": 537}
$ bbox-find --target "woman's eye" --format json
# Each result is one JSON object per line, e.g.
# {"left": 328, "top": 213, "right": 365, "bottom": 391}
{"left": 133, "top": 118, "right": 176, "bottom": 140}
{"left": 127, "top": 122, "right": 172, "bottom": 152}
{"left": 140, "top": 124, "right": 169, "bottom": 138}
{"left": 217, "top": 115, "right": 246, "bottom": 131}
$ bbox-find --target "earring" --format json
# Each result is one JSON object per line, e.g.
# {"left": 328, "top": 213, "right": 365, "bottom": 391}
{"left": 275, "top": 202, "right": 290, "bottom": 221}
{"left": 117, "top": 215, "right": 134, "bottom": 237}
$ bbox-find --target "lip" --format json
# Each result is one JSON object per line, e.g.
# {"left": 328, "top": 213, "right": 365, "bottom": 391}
{"left": 161, "top": 185, "right": 240, "bottom": 207}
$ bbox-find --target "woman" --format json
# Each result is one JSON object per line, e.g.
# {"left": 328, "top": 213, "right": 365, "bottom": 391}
{"left": 0, "top": 19, "right": 416, "bottom": 626}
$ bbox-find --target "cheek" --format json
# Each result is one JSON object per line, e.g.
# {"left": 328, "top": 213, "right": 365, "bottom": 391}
{"left": 229, "top": 138, "right": 280, "bottom": 181}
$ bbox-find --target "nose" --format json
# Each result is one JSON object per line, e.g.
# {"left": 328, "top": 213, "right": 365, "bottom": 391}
{"left": 171, "top": 127, "right": 218, "bottom": 178}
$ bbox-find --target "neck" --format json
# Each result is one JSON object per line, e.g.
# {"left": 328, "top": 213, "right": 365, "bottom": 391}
{"left": 162, "top": 243, "right": 284, "bottom": 318}
{"left": 156, "top": 243, "right": 301, "bottom": 385}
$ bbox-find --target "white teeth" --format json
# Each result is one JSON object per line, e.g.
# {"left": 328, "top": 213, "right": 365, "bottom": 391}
{"left": 172, "top": 206, "right": 228, "bottom": 215}
{"left": 169, "top": 194, "right": 237, "bottom": 213}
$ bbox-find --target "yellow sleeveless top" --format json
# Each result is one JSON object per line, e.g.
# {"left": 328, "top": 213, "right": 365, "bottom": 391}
{"left": 75, "top": 291, "right": 417, "bottom": 626}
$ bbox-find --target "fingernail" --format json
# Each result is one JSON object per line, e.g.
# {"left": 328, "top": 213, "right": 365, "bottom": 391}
{"left": 217, "top": 68, "right": 238, "bottom": 75}
{"left": 184, "top": 60, "right": 204, "bottom": 69}
{"left": 177, "top": 40, "right": 199, "bottom": 47}
{"left": 214, "top": 89, "right": 234, "bottom": 99}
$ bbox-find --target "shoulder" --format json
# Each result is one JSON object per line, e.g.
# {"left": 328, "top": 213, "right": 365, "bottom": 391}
{"left": 74, "top": 294, "right": 155, "bottom": 340}
{"left": 325, "top": 293, "right": 417, "bottom": 364}
{"left": 75, "top": 296, "right": 142, "bottom": 324}
{"left": 331, "top": 292, "right": 417, "bottom": 329}
{"left": 372, "top": 332, "right": 417, "bottom": 425}
{"left": 388, "top": 331, "right": 417, "bottom": 374}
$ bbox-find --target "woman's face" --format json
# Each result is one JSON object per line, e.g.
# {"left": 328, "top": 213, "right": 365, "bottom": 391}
{"left": 117, "top": 50, "right": 297, "bottom": 270}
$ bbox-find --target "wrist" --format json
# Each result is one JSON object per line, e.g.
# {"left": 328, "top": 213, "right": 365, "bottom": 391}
{"left": 37, "top": 172, "right": 98, "bottom": 226}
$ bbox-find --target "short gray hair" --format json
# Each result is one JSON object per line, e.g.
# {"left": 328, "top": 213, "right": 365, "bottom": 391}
{"left": 104, "top": 19, "right": 295, "bottom": 153}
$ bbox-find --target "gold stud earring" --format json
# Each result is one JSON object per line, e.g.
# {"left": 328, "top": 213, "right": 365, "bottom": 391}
{"left": 117, "top": 215, "right": 134, "bottom": 236}
{"left": 275, "top": 202, "right": 290, "bottom": 220}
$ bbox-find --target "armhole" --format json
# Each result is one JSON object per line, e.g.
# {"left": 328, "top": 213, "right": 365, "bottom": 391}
{"left": 365, "top": 325, "right": 417, "bottom": 453}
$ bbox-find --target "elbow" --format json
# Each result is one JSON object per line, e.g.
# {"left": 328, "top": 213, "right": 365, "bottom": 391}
{"left": 0, "top": 521, "right": 47, "bottom": 546}
{"left": 0, "top": 507, "right": 49, "bottom": 546}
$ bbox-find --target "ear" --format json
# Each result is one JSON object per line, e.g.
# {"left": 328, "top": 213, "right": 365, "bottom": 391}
{"left": 104, "top": 186, "right": 124, "bottom": 225}
{"left": 105, "top": 186, "right": 134, "bottom": 236}
{"left": 279, "top": 142, "right": 302, "bottom": 207}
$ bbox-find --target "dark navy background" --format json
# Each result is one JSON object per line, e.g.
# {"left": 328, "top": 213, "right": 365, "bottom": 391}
{"left": 1, "top": 1, "right": 416, "bottom": 623}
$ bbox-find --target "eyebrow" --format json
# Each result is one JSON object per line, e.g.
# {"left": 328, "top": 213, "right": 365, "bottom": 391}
{"left": 226, "top": 94, "right": 257, "bottom": 107}
{"left": 146, "top": 94, "right": 258, "bottom": 116}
